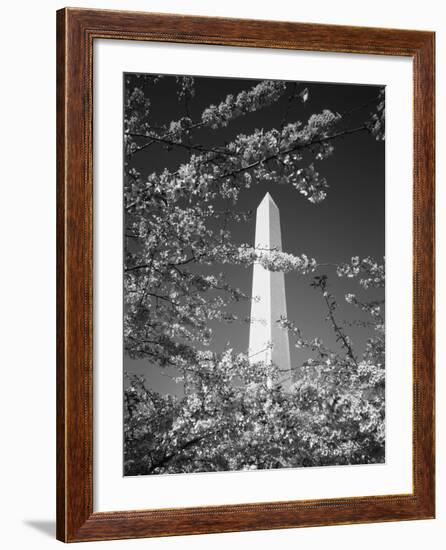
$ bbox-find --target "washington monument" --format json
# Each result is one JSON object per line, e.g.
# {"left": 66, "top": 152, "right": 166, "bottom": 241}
{"left": 249, "top": 192, "right": 291, "bottom": 389}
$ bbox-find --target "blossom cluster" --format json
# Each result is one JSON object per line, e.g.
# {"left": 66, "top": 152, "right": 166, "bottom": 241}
{"left": 367, "top": 88, "right": 385, "bottom": 141}
{"left": 237, "top": 246, "right": 316, "bottom": 274}
{"left": 201, "top": 80, "right": 287, "bottom": 129}
{"left": 337, "top": 256, "right": 385, "bottom": 288}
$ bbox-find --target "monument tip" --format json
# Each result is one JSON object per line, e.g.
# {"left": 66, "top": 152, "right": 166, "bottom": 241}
{"left": 259, "top": 191, "right": 278, "bottom": 209}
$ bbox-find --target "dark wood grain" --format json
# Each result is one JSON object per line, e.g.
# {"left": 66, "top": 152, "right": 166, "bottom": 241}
{"left": 56, "top": 7, "right": 435, "bottom": 543}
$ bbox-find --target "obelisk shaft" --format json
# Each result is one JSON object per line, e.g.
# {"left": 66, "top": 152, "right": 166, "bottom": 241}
{"left": 249, "top": 193, "right": 291, "bottom": 389}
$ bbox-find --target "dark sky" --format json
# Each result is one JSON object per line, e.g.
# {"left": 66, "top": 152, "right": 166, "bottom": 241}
{"left": 124, "top": 74, "right": 385, "bottom": 395}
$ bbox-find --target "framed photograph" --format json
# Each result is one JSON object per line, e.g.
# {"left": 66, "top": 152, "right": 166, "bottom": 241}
{"left": 56, "top": 8, "right": 435, "bottom": 542}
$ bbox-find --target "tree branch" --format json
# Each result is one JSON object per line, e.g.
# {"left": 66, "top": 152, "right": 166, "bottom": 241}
{"left": 128, "top": 132, "right": 233, "bottom": 157}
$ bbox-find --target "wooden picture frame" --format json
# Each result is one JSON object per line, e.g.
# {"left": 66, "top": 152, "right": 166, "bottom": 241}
{"left": 56, "top": 7, "right": 435, "bottom": 542}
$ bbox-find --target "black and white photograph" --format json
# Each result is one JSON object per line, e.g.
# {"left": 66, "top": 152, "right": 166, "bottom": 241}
{"left": 123, "top": 73, "right": 386, "bottom": 477}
